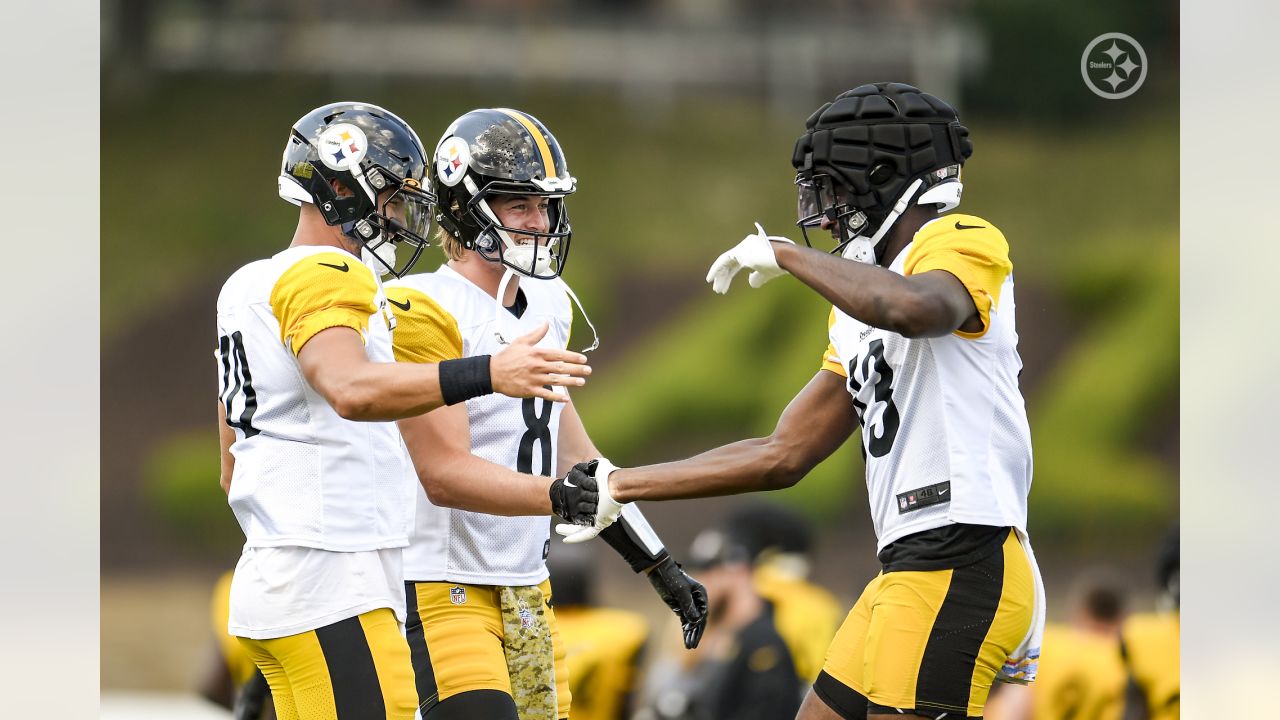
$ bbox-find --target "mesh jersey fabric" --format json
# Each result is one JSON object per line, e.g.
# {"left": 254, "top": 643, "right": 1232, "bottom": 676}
{"left": 820, "top": 215, "right": 1032, "bottom": 552}
{"left": 387, "top": 264, "right": 573, "bottom": 585}
{"left": 217, "top": 245, "right": 414, "bottom": 553}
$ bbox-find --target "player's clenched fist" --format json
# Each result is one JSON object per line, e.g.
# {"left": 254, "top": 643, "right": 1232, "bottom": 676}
{"left": 491, "top": 321, "right": 591, "bottom": 402}
{"left": 552, "top": 459, "right": 625, "bottom": 542}
{"left": 548, "top": 465, "right": 598, "bottom": 526}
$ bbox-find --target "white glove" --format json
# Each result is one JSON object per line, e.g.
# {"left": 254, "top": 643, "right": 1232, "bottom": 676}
{"left": 705, "top": 222, "right": 796, "bottom": 294}
{"left": 555, "top": 458, "right": 625, "bottom": 544}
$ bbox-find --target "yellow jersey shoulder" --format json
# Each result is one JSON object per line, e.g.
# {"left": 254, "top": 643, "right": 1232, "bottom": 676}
{"left": 384, "top": 276, "right": 464, "bottom": 364}
{"left": 904, "top": 214, "right": 1012, "bottom": 339}
{"left": 820, "top": 306, "right": 847, "bottom": 377}
{"left": 907, "top": 214, "right": 1010, "bottom": 271}
{"left": 270, "top": 250, "right": 379, "bottom": 355}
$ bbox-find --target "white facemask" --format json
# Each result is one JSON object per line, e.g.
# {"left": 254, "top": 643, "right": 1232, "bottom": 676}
{"left": 361, "top": 240, "right": 398, "bottom": 277}
{"left": 841, "top": 236, "right": 879, "bottom": 264}
{"left": 502, "top": 240, "right": 555, "bottom": 277}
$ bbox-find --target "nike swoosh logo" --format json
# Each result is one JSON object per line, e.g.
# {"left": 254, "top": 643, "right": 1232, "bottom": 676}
{"left": 954, "top": 221, "right": 985, "bottom": 231}
{"left": 938, "top": 487, "right": 949, "bottom": 494}
{"left": 562, "top": 479, "right": 576, "bottom": 489}
{"left": 387, "top": 297, "right": 410, "bottom": 311}
{"left": 317, "top": 260, "right": 350, "bottom": 272}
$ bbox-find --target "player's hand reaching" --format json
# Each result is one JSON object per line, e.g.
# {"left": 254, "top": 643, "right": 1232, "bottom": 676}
{"left": 552, "top": 458, "right": 625, "bottom": 542}
{"left": 706, "top": 222, "right": 795, "bottom": 294}
{"left": 548, "top": 464, "right": 598, "bottom": 526}
{"left": 491, "top": 321, "right": 591, "bottom": 402}
{"left": 646, "top": 555, "right": 709, "bottom": 649}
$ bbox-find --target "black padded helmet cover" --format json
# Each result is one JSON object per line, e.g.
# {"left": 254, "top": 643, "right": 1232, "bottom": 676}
{"left": 792, "top": 82, "right": 972, "bottom": 227}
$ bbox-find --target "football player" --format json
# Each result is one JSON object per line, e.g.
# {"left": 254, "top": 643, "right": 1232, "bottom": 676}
{"left": 555, "top": 83, "right": 1045, "bottom": 720}
{"left": 545, "top": 541, "right": 650, "bottom": 720}
{"left": 383, "top": 108, "right": 707, "bottom": 720}
{"left": 197, "top": 570, "right": 275, "bottom": 720}
{"left": 216, "top": 102, "right": 593, "bottom": 720}
{"left": 1119, "top": 527, "right": 1179, "bottom": 720}
{"left": 660, "top": 526, "right": 802, "bottom": 720}
{"left": 721, "top": 503, "right": 843, "bottom": 687}
{"left": 988, "top": 573, "right": 1128, "bottom": 720}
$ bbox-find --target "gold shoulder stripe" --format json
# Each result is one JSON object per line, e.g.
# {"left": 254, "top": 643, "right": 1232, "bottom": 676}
{"left": 385, "top": 285, "right": 463, "bottom": 364}
{"left": 495, "top": 108, "right": 556, "bottom": 178}
{"left": 904, "top": 215, "right": 1011, "bottom": 340}
{"left": 270, "top": 251, "right": 377, "bottom": 355}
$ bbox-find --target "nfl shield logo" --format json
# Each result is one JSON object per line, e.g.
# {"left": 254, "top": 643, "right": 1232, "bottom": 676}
{"left": 449, "top": 586, "right": 467, "bottom": 605}
{"left": 518, "top": 602, "right": 535, "bottom": 631}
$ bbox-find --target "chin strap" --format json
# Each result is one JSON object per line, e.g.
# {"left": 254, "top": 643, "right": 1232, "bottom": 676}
{"left": 553, "top": 276, "right": 600, "bottom": 353}
{"left": 490, "top": 267, "right": 601, "bottom": 355}
{"left": 842, "top": 177, "right": 925, "bottom": 263}
{"left": 492, "top": 268, "right": 518, "bottom": 346}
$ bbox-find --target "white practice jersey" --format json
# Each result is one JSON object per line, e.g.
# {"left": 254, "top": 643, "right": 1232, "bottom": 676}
{"left": 822, "top": 214, "right": 1033, "bottom": 553}
{"left": 386, "top": 265, "right": 573, "bottom": 586}
{"left": 216, "top": 245, "right": 415, "bottom": 552}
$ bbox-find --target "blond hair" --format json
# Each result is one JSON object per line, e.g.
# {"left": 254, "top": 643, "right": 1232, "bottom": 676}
{"left": 437, "top": 225, "right": 466, "bottom": 262}
{"left": 436, "top": 198, "right": 468, "bottom": 261}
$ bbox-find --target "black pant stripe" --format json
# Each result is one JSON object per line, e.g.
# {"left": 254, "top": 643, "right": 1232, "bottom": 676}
{"left": 404, "top": 582, "right": 441, "bottom": 714}
{"left": 314, "top": 615, "right": 387, "bottom": 720}
{"left": 914, "top": 543, "right": 1005, "bottom": 714}
{"left": 429, "top": 689, "right": 519, "bottom": 720}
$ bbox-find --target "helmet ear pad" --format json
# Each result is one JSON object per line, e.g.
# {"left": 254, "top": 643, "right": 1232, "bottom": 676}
{"left": 474, "top": 232, "right": 498, "bottom": 253}
{"left": 295, "top": 164, "right": 373, "bottom": 227}
{"left": 867, "top": 162, "right": 896, "bottom": 186}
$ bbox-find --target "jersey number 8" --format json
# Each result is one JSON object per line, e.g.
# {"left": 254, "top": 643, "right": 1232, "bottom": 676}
{"left": 518, "top": 394, "right": 553, "bottom": 475}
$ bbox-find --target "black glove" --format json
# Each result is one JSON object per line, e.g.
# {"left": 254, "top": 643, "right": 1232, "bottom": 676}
{"left": 549, "top": 460, "right": 599, "bottom": 525}
{"left": 646, "top": 554, "right": 709, "bottom": 649}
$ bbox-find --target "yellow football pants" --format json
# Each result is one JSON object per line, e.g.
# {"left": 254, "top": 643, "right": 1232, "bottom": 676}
{"left": 238, "top": 608, "right": 417, "bottom": 720}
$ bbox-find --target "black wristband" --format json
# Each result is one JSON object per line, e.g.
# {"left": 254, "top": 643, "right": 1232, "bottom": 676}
{"left": 439, "top": 355, "right": 493, "bottom": 405}
{"left": 601, "top": 521, "right": 669, "bottom": 574}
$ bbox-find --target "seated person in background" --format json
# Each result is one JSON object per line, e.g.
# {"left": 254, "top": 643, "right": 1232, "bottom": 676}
{"left": 546, "top": 540, "right": 650, "bottom": 720}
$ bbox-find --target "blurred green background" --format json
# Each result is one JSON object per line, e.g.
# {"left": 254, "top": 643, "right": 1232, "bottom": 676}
{"left": 101, "top": 0, "right": 1177, "bottom": 693}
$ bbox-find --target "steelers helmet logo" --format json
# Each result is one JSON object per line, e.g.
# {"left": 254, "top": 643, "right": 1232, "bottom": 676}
{"left": 436, "top": 135, "right": 471, "bottom": 187}
{"left": 318, "top": 123, "right": 369, "bottom": 171}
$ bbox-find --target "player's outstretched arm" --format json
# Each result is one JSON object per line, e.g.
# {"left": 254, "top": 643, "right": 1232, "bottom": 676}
{"left": 772, "top": 242, "right": 980, "bottom": 338}
{"left": 608, "top": 369, "right": 859, "bottom": 503}
{"left": 298, "top": 323, "right": 591, "bottom": 421}
{"left": 398, "top": 402, "right": 593, "bottom": 517}
{"left": 554, "top": 403, "right": 709, "bottom": 647}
